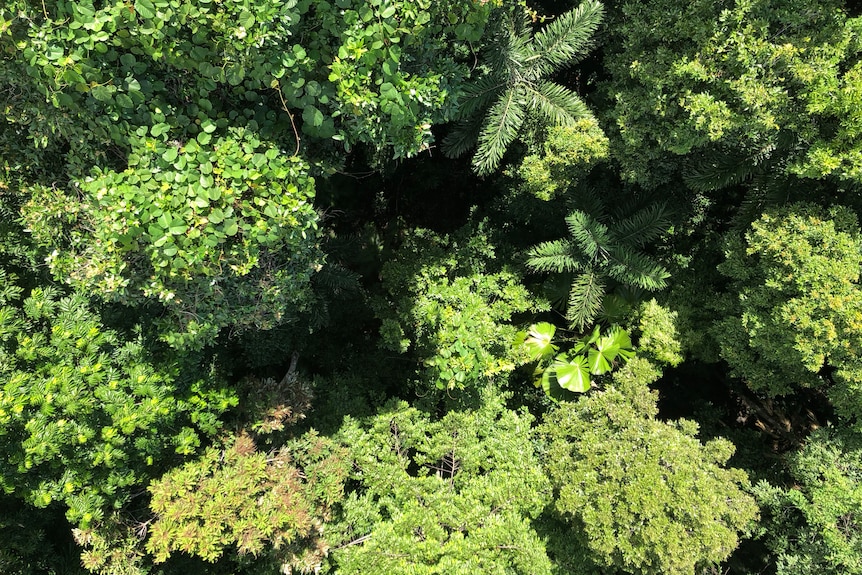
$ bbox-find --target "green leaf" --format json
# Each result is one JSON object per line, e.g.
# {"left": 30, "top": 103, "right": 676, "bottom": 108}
{"left": 223, "top": 220, "right": 239, "bottom": 236}
{"left": 553, "top": 355, "right": 591, "bottom": 392}
{"left": 135, "top": 0, "right": 156, "bottom": 19}
{"left": 302, "top": 106, "right": 324, "bottom": 128}
{"left": 380, "top": 5, "right": 396, "bottom": 18}
{"left": 587, "top": 327, "right": 633, "bottom": 374}
{"left": 151, "top": 123, "right": 170, "bottom": 137}
{"left": 520, "top": 322, "right": 558, "bottom": 362}
{"left": 208, "top": 208, "right": 224, "bottom": 224}
{"left": 90, "top": 85, "right": 114, "bottom": 102}
{"left": 238, "top": 11, "right": 255, "bottom": 28}
{"left": 115, "top": 93, "right": 134, "bottom": 109}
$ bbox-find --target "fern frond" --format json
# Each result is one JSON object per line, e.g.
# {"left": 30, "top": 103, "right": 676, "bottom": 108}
{"left": 612, "top": 203, "right": 670, "bottom": 247}
{"left": 566, "top": 211, "right": 612, "bottom": 261}
{"left": 684, "top": 152, "right": 755, "bottom": 192}
{"left": 567, "top": 268, "right": 605, "bottom": 331}
{"left": 523, "top": 81, "right": 591, "bottom": 126}
{"left": 473, "top": 88, "right": 526, "bottom": 175}
{"left": 454, "top": 75, "right": 508, "bottom": 120}
{"left": 442, "top": 116, "right": 484, "bottom": 159}
{"left": 526, "top": 240, "right": 580, "bottom": 273}
{"left": 606, "top": 248, "right": 669, "bottom": 291}
{"left": 531, "top": 0, "right": 605, "bottom": 76}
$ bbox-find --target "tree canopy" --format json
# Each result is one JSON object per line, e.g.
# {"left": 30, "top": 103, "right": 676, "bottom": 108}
{"left": 1, "top": 0, "right": 861, "bottom": 573}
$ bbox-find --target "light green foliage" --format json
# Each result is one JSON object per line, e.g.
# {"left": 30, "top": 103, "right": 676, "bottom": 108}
{"left": 635, "top": 299, "right": 684, "bottom": 366}
{"left": 604, "top": 0, "right": 862, "bottom": 188}
{"left": 542, "top": 358, "right": 759, "bottom": 575}
{"left": 326, "top": 391, "right": 554, "bottom": 574}
{"left": 444, "top": 1, "right": 604, "bottom": 174}
{"left": 0, "top": 0, "right": 498, "bottom": 345}
{"left": 753, "top": 428, "right": 862, "bottom": 575}
{"left": 515, "top": 322, "right": 634, "bottom": 398}
{"left": 22, "top": 128, "right": 320, "bottom": 348}
{"left": 376, "top": 225, "right": 544, "bottom": 392}
{"left": 527, "top": 205, "right": 670, "bottom": 330}
{"left": 0, "top": 0, "right": 494, "bottom": 164}
{"left": 309, "top": 0, "right": 497, "bottom": 158}
{"left": 0, "top": 268, "right": 236, "bottom": 528}
{"left": 715, "top": 203, "right": 862, "bottom": 420}
{"left": 146, "top": 431, "right": 349, "bottom": 572}
{"left": 511, "top": 119, "right": 610, "bottom": 201}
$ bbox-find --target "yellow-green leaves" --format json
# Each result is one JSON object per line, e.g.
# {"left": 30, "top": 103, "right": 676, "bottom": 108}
{"left": 542, "top": 374, "right": 758, "bottom": 575}
{"left": 715, "top": 203, "right": 862, "bottom": 422}
{"left": 517, "top": 323, "right": 635, "bottom": 399}
{"left": 0, "top": 269, "right": 236, "bottom": 529}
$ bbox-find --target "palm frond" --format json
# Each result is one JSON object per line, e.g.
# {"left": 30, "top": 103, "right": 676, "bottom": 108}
{"left": 731, "top": 176, "right": 793, "bottom": 229}
{"left": 523, "top": 81, "right": 591, "bottom": 126}
{"left": 567, "top": 269, "right": 605, "bottom": 331}
{"left": 606, "top": 248, "right": 669, "bottom": 291}
{"left": 473, "top": 88, "right": 526, "bottom": 175}
{"left": 483, "top": 12, "right": 531, "bottom": 77}
{"left": 531, "top": 0, "right": 605, "bottom": 76}
{"left": 314, "top": 263, "right": 361, "bottom": 298}
{"left": 684, "top": 152, "right": 755, "bottom": 192}
{"left": 526, "top": 239, "right": 580, "bottom": 273}
{"left": 441, "top": 116, "right": 485, "bottom": 159}
{"left": 454, "top": 75, "right": 509, "bottom": 120}
{"left": 613, "top": 203, "right": 670, "bottom": 247}
{"left": 566, "top": 210, "right": 612, "bottom": 261}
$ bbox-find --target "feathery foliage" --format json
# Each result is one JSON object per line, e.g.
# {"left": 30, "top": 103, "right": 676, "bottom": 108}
{"left": 527, "top": 206, "right": 670, "bottom": 331}
{"left": 444, "top": 1, "right": 605, "bottom": 175}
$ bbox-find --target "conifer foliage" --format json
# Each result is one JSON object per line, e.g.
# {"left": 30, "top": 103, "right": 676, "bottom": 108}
{"left": 443, "top": 1, "right": 605, "bottom": 175}
{"left": 527, "top": 204, "right": 670, "bottom": 331}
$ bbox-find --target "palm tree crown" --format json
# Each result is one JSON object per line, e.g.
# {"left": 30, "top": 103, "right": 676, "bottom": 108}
{"left": 443, "top": 1, "right": 605, "bottom": 175}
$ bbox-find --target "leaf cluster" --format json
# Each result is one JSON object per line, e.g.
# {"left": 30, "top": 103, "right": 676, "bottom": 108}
{"left": 326, "top": 392, "right": 554, "bottom": 574}
{"left": 147, "top": 431, "right": 349, "bottom": 572}
{"left": 714, "top": 203, "right": 862, "bottom": 421}
{"left": 375, "top": 224, "right": 545, "bottom": 393}
{"left": 444, "top": 0, "right": 604, "bottom": 174}
{"left": 22, "top": 128, "right": 321, "bottom": 348}
{"left": 527, "top": 205, "right": 670, "bottom": 330}
{"left": 0, "top": 269, "right": 236, "bottom": 528}
{"left": 542, "top": 363, "right": 759, "bottom": 575}
{"left": 515, "top": 322, "right": 633, "bottom": 398}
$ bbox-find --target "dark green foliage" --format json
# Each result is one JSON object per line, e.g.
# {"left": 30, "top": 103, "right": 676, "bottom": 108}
{"left": 2, "top": 0, "right": 862, "bottom": 573}
{"left": 542, "top": 358, "right": 759, "bottom": 575}
{"left": 527, "top": 205, "right": 670, "bottom": 330}
{"left": 444, "top": 1, "right": 604, "bottom": 174}
{"left": 753, "top": 427, "right": 862, "bottom": 574}
{"left": 325, "top": 390, "right": 555, "bottom": 574}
